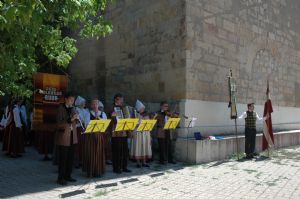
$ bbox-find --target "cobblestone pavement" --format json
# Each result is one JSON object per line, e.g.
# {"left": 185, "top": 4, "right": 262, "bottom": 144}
{"left": 0, "top": 144, "right": 300, "bottom": 199}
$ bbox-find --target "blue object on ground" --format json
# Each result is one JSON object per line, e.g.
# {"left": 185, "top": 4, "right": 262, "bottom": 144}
{"left": 214, "top": 136, "right": 225, "bottom": 140}
{"left": 194, "top": 132, "right": 202, "bottom": 140}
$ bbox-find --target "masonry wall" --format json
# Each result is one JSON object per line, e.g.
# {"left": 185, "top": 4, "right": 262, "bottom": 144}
{"left": 103, "top": 0, "right": 186, "bottom": 106}
{"left": 69, "top": 0, "right": 300, "bottom": 131}
{"left": 186, "top": 0, "right": 300, "bottom": 106}
{"left": 183, "top": 0, "right": 300, "bottom": 130}
{"left": 68, "top": 37, "right": 106, "bottom": 102}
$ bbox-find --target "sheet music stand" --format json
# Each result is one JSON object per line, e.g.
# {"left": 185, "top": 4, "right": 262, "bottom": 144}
{"left": 115, "top": 118, "right": 139, "bottom": 131}
{"left": 137, "top": 119, "right": 157, "bottom": 132}
{"left": 85, "top": 119, "right": 111, "bottom": 133}
{"left": 163, "top": 118, "right": 181, "bottom": 130}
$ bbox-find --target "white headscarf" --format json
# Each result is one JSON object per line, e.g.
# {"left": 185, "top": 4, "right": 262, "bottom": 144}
{"left": 75, "top": 96, "right": 86, "bottom": 107}
{"left": 135, "top": 99, "right": 145, "bottom": 112}
{"left": 99, "top": 101, "right": 104, "bottom": 108}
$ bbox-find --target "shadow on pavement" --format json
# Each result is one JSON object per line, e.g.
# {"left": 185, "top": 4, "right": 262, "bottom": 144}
{"left": 0, "top": 143, "right": 186, "bottom": 198}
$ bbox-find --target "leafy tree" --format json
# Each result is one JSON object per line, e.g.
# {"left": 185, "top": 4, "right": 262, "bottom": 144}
{"left": 0, "top": 0, "right": 113, "bottom": 97}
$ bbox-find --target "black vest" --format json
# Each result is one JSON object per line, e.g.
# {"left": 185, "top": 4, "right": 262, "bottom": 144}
{"left": 90, "top": 111, "right": 103, "bottom": 120}
{"left": 245, "top": 111, "right": 256, "bottom": 129}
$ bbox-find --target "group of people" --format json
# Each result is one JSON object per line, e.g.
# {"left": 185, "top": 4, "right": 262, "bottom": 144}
{"left": 0, "top": 98, "right": 30, "bottom": 158}
{"left": 0, "top": 93, "right": 267, "bottom": 186}
{"left": 54, "top": 93, "right": 177, "bottom": 185}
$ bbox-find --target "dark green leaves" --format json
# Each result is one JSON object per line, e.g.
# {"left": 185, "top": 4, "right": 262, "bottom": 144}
{"left": 0, "top": 0, "right": 113, "bottom": 97}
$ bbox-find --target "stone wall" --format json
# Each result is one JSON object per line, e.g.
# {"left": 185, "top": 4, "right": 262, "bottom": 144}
{"left": 69, "top": 0, "right": 300, "bottom": 130}
{"left": 68, "top": 36, "right": 106, "bottom": 102}
{"left": 103, "top": 0, "right": 186, "bottom": 107}
{"left": 186, "top": 0, "right": 300, "bottom": 107}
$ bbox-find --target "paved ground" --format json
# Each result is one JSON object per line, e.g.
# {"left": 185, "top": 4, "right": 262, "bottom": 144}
{"left": 0, "top": 144, "right": 300, "bottom": 199}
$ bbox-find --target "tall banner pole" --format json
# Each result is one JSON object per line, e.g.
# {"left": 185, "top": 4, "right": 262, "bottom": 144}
{"left": 228, "top": 69, "right": 239, "bottom": 160}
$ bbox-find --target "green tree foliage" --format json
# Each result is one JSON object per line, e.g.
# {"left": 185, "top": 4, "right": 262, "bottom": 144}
{"left": 0, "top": 0, "right": 113, "bottom": 97}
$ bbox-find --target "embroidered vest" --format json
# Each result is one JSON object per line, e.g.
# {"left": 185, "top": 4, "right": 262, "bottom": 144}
{"left": 90, "top": 111, "right": 103, "bottom": 120}
{"left": 245, "top": 111, "right": 256, "bottom": 129}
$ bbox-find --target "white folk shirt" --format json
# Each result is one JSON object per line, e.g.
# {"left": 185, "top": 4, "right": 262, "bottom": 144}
{"left": 13, "top": 105, "right": 22, "bottom": 128}
{"left": 238, "top": 111, "right": 263, "bottom": 122}
{"left": 76, "top": 107, "right": 90, "bottom": 128}
{"left": 161, "top": 110, "right": 168, "bottom": 123}
{"left": 87, "top": 111, "right": 107, "bottom": 127}
{"left": 2, "top": 106, "right": 11, "bottom": 128}
{"left": 90, "top": 110, "right": 107, "bottom": 119}
{"left": 19, "top": 105, "right": 28, "bottom": 126}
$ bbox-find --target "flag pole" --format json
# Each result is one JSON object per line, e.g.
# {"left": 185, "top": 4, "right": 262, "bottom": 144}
{"left": 263, "top": 77, "right": 274, "bottom": 158}
{"left": 228, "top": 69, "right": 239, "bottom": 160}
{"left": 234, "top": 118, "right": 239, "bottom": 160}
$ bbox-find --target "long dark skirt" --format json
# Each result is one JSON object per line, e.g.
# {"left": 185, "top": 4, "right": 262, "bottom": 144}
{"left": 2, "top": 126, "right": 10, "bottom": 151}
{"left": 0, "top": 128, "right": 4, "bottom": 142}
{"left": 37, "top": 130, "right": 54, "bottom": 156}
{"left": 7, "top": 123, "right": 25, "bottom": 155}
{"left": 74, "top": 127, "right": 84, "bottom": 166}
{"left": 104, "top": 132, "right": 112, "bottom": 161}
{"left": 82, "top": 133, "right": 105, "bottom": 177}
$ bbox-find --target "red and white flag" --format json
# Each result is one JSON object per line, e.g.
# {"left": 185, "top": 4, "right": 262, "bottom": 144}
{"left": 262, "top": 80, "right": 274, "bottom": 150}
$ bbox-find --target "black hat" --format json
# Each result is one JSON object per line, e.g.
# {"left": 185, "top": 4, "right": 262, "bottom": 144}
{"left": 114, "top": 93, "right": 123, "bottom": 100}
{"left": 247, "top": 103, "right": 255, "bottom": 108}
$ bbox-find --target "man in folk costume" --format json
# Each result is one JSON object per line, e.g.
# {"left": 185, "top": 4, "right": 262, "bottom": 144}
{"left": 74, "top": 96, "right": 90, "bottom": 168}
{"left": 110, "top": 93, "right": 131, "bottom": 174}
{"left": 130, "top": 100, "right": 152, "bottom": 168}
{"left": 82, "top": 99, "right": 106, "bottom": 177}
{"left": 238, "top": 103, "right": 266, "bottom": 159}
{"left": 5, "top": 99, "right": 25, "bottom": 157}
{"left": 56, "top": 93, "right": 78, "bottom": 185}
{"left": 262, "top": 81, "right": 274, "bottom": 154}
{"left": 156, "top": 101, "right": 177, "bottom": 164}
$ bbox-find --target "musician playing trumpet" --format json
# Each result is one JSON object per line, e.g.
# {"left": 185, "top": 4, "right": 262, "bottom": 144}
{"left": 156, "top": 101, "right": 178, "bottom": 165}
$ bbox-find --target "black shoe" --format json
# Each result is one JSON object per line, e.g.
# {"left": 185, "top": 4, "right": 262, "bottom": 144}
{"left": 10, "top": 154, "right": 17, "bottom": 158}
{"left": 246, "top": 154, "right": 253, "bottom": 159}
{"left": 65, "top": 177, "right": 76, "bottom": 182}
{"left": 113, "top": 170, "right": 122, "bottom": 174}
{"left": 57, "top": 179, "right": 67, "bottom": 185}
{"left": 136, "top": 164, "right": 142, "bottom": 168}
{"left": 123, "top": 169, "right": 132, "bottom": 173}
{"left": 106, "top": 160, "right": 113, "bottom": 165}
{"left": 168, "top": 160, "right": 176, "bottom": 164}
{"left": 142, "top": 164, "right": 150, "bottom": 167}
{"left": 253, "top": 152, "right": 259, "bottom": 157}
{"left": 43, "top": 156, "right": 51, "bottom": 161}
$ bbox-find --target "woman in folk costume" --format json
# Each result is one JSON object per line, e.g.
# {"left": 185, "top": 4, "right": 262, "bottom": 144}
{"left": 99, "top": 101, "right": 113, "bottom": 165}
{"left": 0, "top": 107, "right": 7, "bottom": 141}
{"left": 2, "top": 99, "right": 12, "bottom": 152}
{"left": 5, "top": 99, "right": 25, "bottom": 157}
{"left": 74, "top": 96, "right": 90, "bottom": 168}
{"left": 19, "top": 99, "right": 28, "bottom": 145}
{"left": 130, "top": 100, "right": 152, "bottom": 168}
{"left": 82, "top": 99, "right": 106, "bottom": 177}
